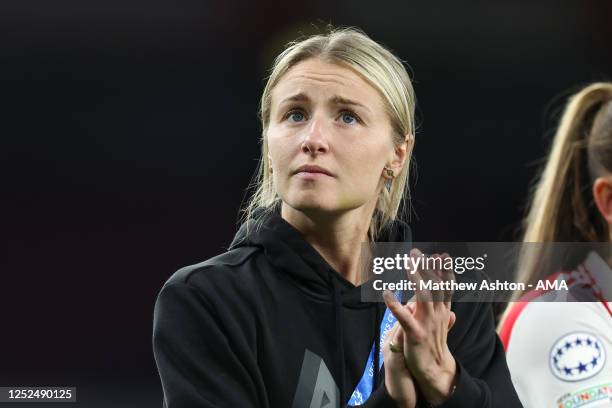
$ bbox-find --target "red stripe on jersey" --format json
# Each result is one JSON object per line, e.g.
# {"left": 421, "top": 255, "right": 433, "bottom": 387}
{"left": 499, "top": 272, "right": 563, "bottom": 350}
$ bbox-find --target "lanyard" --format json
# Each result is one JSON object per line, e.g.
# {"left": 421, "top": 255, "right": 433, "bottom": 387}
{"left": 347, "top": 292, "right": 400, "bottom": 406}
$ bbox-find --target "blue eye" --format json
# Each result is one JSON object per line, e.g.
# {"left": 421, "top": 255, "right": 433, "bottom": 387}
{"left": 288, "top": 111, "right": 305, "bottom": 122}
{"left": 341, "top": 112, "right": 357, "bottom": 124}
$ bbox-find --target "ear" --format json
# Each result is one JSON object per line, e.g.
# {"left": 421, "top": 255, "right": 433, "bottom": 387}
{"left": 592, "top": 176, "right": 612, "bottom": 224}
{"left": 386, "top": 134, "right": 414, "bottom": 176}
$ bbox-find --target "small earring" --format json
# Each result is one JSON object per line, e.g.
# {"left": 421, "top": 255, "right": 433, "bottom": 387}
{"left": 384, "top": 167, "right": 394, "bottom": 192}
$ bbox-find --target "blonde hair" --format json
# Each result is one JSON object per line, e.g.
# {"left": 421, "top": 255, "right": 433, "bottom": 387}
{"left": 514, "top": 82, "right": 612, "bottom": 297}
{"left": 240, "top": 27, "right": 416, "bottom": 241}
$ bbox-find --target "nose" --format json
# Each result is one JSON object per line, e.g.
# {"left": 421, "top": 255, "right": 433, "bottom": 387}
{"left": 301, "top": 116, "right": 329, "bottom": 156}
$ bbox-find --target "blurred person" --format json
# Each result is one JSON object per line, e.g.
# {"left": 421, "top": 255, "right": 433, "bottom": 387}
{"left": 499, "top": 83, "right": 612, "bottom": 407}
{"left": 153, "top": 27, "right": 521, "bottom": 407}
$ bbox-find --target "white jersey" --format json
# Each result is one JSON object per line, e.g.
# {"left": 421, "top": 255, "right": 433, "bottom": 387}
{"left": 500, "top": 251, "right": 612, "bottom": 408}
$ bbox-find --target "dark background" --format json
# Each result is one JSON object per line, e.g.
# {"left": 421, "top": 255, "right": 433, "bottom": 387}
{"left": 1, "top": 0, "right": 610, "bottom": 406}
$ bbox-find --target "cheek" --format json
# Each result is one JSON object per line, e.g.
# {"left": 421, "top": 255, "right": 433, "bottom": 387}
{"left": 343, "top": 140, "right": 388, "bottom": 186}
{"left": 266, "top": 130, "right": 295, "bottom": 168}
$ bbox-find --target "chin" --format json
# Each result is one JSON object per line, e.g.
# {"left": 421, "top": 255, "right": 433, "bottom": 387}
{"left": 285, "top": 193, "right": 335, "bottom": 214}
{"left": 293, "top": 200, "right": 332, "bottom": 213}
{"left": 284, "top": 189, "right": 366, "bottom": 215}
{"left": 288, "top": 198, "right": 364, "bottom": 218}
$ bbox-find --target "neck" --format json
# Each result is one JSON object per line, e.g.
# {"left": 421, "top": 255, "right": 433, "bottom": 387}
{"left": 281, "top": 203, "right": 374, "bottom": 286}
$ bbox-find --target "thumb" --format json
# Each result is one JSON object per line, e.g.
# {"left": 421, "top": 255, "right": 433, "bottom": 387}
{"left": 448, "top": 311, "right": 456, "bottom": 331}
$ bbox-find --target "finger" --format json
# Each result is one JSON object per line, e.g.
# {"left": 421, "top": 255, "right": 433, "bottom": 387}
{"left": 433, "top": 253, "right": 452, "bottom": 309}
{"left": 429, "top": 253, "right": 445, "bottom": 303}
{"left": 405, "top": 295, "right": 416, "bottom": 314}
{"left": 383, "top": 290, "right": 424, "bottom": 341}
{"left": 439, "top": 253, "right": 455, "bottom": 309}
{"left": 448, "top": 311, "right": 456, "bottom": 331}
{"left": 396, "top": 325, "right": 406, "bottom": 349}
{"left": 389, "top": 322, "right": 401, "bottom": 347}
{"left": 382, "top": 320, "right": 401, "bottom": 351}
{"left": 408, "top": 248, "right": 434, "bottom": 315}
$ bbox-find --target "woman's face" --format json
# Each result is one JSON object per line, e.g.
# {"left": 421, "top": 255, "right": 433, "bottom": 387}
{"left": 267, "top": 57, "right": 401, "bottom": 217}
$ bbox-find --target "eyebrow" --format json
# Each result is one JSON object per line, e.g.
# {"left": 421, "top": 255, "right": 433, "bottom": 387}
{"left": 279, "top": 92, "right": 371, "bottom": 113}
{"left": 330, "top": 95, "right": 371, "bottom": 112}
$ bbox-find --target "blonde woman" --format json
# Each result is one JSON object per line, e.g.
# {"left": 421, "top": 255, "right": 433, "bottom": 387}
{"left": 153, "top": 27, "right": 521, "bottom": 407}
{"left": 499, "top": 83, "right": 612, "bottom": 407}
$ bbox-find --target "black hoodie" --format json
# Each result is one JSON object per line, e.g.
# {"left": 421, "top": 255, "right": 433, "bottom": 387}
{"left": 153, "top": 212, "right": 522, "bottom": 407}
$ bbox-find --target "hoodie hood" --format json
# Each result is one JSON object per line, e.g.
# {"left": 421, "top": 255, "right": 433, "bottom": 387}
{"left": 229, "top": 209, "right": 412, "bottom": 303}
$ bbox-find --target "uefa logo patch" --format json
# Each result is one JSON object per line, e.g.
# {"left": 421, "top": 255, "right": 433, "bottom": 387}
{"left": 550, "top": 332, "right": 606, "bottom": 382}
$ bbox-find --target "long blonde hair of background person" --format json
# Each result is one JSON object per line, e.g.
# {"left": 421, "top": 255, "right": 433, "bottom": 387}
{"left": 240, "top": 27, "right": 416, "bottom": 242}
{"left": 513, "top": 82, "right": 612, "bottom": 301}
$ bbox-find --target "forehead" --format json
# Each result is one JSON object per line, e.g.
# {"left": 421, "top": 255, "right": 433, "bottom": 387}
{"left": 271, "top": 58, "right": 385, "bottom": 108}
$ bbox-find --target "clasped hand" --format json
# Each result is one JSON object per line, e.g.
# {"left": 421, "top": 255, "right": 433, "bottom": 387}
{"left": 381, "top": 248, "right": 457, "bottom": 408}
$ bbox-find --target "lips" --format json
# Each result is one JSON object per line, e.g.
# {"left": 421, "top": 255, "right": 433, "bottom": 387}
{"left": 294, "top": 164, "right": 334, "bottom": 177}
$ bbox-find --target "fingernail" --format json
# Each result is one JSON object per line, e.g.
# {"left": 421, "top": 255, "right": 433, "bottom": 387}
{"left": 383, "top": 290, "right": 395, "bottom": 303}
{"left": 410, "top": 247, "right": 421, "bottom": 256}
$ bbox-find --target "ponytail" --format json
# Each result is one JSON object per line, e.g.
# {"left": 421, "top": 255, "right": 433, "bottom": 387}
{"left": 515, "top": 82, "right": 612, "bottom": 296}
